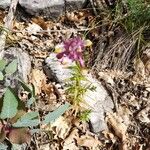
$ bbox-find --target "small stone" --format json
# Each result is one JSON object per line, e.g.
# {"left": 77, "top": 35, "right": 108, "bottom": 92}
{"left": 66, "top": 0, "right": 87, "bottom": 11}
{"left": 0, "top": 0, "right": 11, "bottom": 9}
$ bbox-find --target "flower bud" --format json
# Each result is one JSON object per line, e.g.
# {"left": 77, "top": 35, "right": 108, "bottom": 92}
{"left": 84, "top": 39, "right": 92, "bottom": 47}
{"left": 55, "top": 44, "right": 64, "bottom": 53}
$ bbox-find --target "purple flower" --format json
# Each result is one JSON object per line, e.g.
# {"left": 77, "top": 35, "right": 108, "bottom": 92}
{"left": 56, "top": 37, "right": 85, "bottom": 67}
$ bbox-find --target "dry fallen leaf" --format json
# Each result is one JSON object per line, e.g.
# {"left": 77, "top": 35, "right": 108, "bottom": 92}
{"left": 66, "top": 12, "right": 79, "bottom": 22}
{"left": 76, "top": 134, "right": 102, "bottom": 150}
{"left": 145, "top": 59, "right": 150, "bottom": 75}
{"left": 8, "top": 128, "right": 31, "bottom": 144}
{"left": 30, "top": 69, "right": 48, "bottom": 95}
{"left": 117, "top": 106, "right": 132, "bottom": 126}
{"left": 63, "top": 128, "right": 79, "bottom": 150}
{"left": 46, "top": 116, "right": 71, "bottom": 139}
{"left": 106, "top": 112, "right": 129, "bottom": 150}
{"left": 134, "top": 58, "right": 145, "bottom": 78}
{"left": 136, "top": 104, "right": 150, "bottom": 123}
{"left": 26, "top": 23, "right": 42, "bottom": 35}
{"left": 106, "top": 112, "right": 127, "bottom": 141}
{"left": 32, "top": 17, "right": 55, "bottom": 30}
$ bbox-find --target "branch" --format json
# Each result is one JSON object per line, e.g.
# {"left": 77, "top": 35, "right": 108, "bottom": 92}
{"left": 0, "top": 0, "right": 19, "bottom": 58}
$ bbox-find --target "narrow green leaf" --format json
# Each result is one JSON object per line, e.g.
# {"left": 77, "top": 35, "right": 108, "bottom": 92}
{"left": 13, "top": 119, "right": 39, "bottom": 127}
{"left": 43, "top": 102, "right": 70, "bottom": 124}
{"left": 17, "top": 79, "right": 32, "bottom": 93}
{"left": 19, "top": 111, "right": 39, "bottom": 120}
{"left": 0, "top": 72, "right": 4, "bottom": 80}
{"left": 0, "top": 59, "right": 7, "bottom": 71}
{"left": 13, "top": 111, "right": 39, "bottom": 127}
{"left": 30, "top": 129, "right": 41, "bottom": 134}
{"left": 5, "top": 59, "right": 18, "bottom": 75}
{"left": 0, "top": 88, "right": 18, "bottom": 119}
{"left": 27, "top": 97, "right": 35, "bottom": 107}
{"left": 17, "top": 79, "right": 35, "bottom": 98}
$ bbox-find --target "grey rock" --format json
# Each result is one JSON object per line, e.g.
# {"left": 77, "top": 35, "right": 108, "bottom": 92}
{"left": 19, "top": 0, "right": 87, "bottom": 19}
{"left": 45, "top": 53, "right": 114, "bottom": 133}
{"left": 45, "top": 53, "right": 75, "bottom": 84}
{"left": 19, "top": 0, "right": 86, "bottom": 19}
{"left": 19, "top": 0, "right": 64, "bottom": 19}
{"left": 0, "top": 0, "right": 87, "bottom": 19}
{"left": 0, "top": 0, "right": 11, "bottom": 9}
{"left": 65, "top": 0, "right": 87, "bottom": 11}
{"left": 4, "top": 47, "right": 31, "bottom": 83}
{"left": 0, "top": 47, "right": 31, "bottom": 98}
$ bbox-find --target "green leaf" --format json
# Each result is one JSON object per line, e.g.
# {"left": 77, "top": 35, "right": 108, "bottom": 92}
{"left": 27, "top": 97, "right": 36, "bottom": 107}
{"left": 17, "top": 78, "right": 32, "bottom": 93}
{"left": 5, "top": 59, "right": 18, "bottom": 75}
{"left": 0, "top": 72, "right": 4, "bottom": 80}
{"left": 0, "top": 88, "right": 18, "bottom": 119}
{"left": 0, "top": 143, "right": 8, "bottom": 150}
{"left": 30, "top": 129, "right": 40, "bottom": 135}
{"left": 17, "top": 79, "right": 35, "bottom": 98}
{"left": 43, "top": 102, "right": 70, "bottom": 124}
{"left": 19, "top": 111, "right": 38, "bottom": 120}
{"left": 13, "top": 111, "right": 39, "bottom": 127}
{"left": 0, "top": 59, "right": 7, "bottom": 71}
{"left": 11, "top": 144, "right": 21, "bottom": 150}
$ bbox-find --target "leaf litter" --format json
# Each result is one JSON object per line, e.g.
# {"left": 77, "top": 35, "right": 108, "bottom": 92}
{"left": 0, "top": 3, "right": 150, "bottom": 149}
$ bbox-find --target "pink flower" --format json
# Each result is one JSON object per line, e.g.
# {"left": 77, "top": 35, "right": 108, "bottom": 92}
{"left": 56, "top": 37, "right": 86, "bottom": 67}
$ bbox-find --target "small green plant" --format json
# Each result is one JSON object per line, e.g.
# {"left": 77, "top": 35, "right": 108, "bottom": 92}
{"left": 66, "top": 65, "right": 87, "bottom": 106}
{"left": 0, "top": 59, "right": 70, "bottom": 147}
{"left": 66, "top": 64, "right": 95, "bottom": 106}
{"left": 79, "top": 109, "right": 91, "bottom": 121}
{"left": 115, "top": 0, "right": 150, "bottom": 32}
{"left": 55, "top": 37, "right": 95, "bottom": 119}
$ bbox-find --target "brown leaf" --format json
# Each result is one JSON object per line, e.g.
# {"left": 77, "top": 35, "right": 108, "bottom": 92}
{"left": 63, "top": 128, "right": 79, "bottom": 150}
{"left": 106, "top": 112, "right": 127, "bottom": 141}
{"left": 145, "top": 59, "right": 150, "bottom": 75}
{"left": 136, "top": 104, "right": 150, "bottom": 123}
{"left": 76, "top": 134, "right": 102, "bottom": 149}
{"left": 32, "top": 17, "right": 55, "bottom": 30}
{"left": 8, "top": 128, "right": 31, "bottom": 144}
{"left": 41, "top": 81, "right": 53, "bottom": 97}
{"left": 0, "top": 121, "right": 6, "bottom": 143}
{"left": 30, "top": 69, "right": 47, "bottom": 95}
{"left": 134, "top": 58, "right": 145, "bottom": 77}
{"left": 43, "top": 116, "right": 71, "bottom": 139}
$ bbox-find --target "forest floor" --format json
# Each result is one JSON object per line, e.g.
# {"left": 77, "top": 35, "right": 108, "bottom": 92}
{"left": 0, "top": 1, "right": 150, "bottom": 149}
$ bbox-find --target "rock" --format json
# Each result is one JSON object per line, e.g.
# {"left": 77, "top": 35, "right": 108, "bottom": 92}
{"left": 81, "top": 73, "right": 114, "bottom": 132}
{"left": 65, "top": 0, "right": 87, "bottom": 11}
{"left": 0, "top": 0, "right": 11, "bottom": 9}
{"left": 4, "top": 47, "right": 31, "bottom": 83}
{"left": 0, "top": 0, "right": 87, "bottom": 19}
{"left": 0, "top": 47, "right": 31, "bottom": 98}
{"left": 19, "top": 0, "right": 64, "bottom": 19}
{"left": 19, "top": 0, "right": 87, "bottom": 19}
{"left": 44, "top": 53, "right": 75, "bottom": 84}
{"left": 45, "top": 53, "right": 114, "bottom": 133}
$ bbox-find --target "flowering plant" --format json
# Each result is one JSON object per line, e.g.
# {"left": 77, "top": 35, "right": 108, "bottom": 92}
{"left": 55, "top": 37, "right": 92, "bottom": 67}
